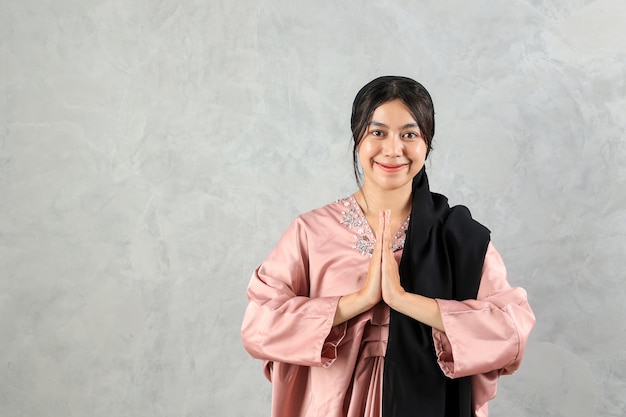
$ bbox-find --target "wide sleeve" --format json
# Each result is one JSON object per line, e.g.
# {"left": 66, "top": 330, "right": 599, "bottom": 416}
{"left": 241, "top": 217, "right": 347, "bottom": 369}
{"left": 432, "top": 242, "right": 536, "bottom": 379}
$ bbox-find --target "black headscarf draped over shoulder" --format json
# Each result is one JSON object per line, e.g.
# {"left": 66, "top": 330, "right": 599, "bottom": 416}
{"left": 382, "top": 167, "right": 491, "bottom": 417}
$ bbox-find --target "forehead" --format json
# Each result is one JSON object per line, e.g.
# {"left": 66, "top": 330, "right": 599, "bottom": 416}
{"left": 370, "top": 99, "right": 417, "bottom": 124}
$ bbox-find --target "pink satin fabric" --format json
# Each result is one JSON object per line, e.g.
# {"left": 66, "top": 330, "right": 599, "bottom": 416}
{"left": 241, "top": 197, "right": 535, "bottom": 417}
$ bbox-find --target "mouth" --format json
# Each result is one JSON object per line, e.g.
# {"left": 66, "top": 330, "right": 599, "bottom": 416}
{"left": 375, "top": 162, "right": 409, "bottom": 172}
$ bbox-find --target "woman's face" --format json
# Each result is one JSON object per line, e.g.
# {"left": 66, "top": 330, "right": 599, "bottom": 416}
{"left": 358, "top": 99, "right": 428, "bottom": 193}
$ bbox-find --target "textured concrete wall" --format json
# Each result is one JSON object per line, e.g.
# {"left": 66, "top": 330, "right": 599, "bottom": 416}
{"left": 2, "top": 0, "right": 625, "bottom": 416}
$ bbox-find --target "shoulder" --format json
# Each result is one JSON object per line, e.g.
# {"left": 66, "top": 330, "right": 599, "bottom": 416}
{"left": 444, "top": 204, "right": 491, "bottom": 238}
{"left": 440, "top": 204, "right": 491, "bottom": 268}
{"left": 296, "top": 195, "right": 353, "bottom": 227}
{"left": 282, "top": 196, "right": 356, "bottom": 249}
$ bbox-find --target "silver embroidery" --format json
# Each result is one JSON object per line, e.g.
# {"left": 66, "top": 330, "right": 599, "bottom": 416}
{"left": 338, "top": 196, "right": 409, "bottom": 256}
{"left": 355, "top": 234, "right": 375, "bottom": 255}
{"left": 393, "top": 220, "right": 409, "bottom": 251}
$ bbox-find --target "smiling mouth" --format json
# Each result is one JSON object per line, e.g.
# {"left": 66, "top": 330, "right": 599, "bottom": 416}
{"left": 375, "top": 162, "right": 409, "bottom": 172}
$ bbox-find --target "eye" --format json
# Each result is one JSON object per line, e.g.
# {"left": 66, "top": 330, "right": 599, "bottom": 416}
{"left": 402, "top": 132, "right": 420, "bottom": 140}
{"left": 370, "top": 130, "right": 384, "bottom": 138}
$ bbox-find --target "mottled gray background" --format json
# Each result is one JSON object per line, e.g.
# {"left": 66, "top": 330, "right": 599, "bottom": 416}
{"left": 1, "top": 0, "right": 625, "bottom": 416}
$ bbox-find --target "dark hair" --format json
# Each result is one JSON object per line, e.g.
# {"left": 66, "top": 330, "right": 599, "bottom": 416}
{"left": 351, "top": 76, "right": 435, "bottom": 186}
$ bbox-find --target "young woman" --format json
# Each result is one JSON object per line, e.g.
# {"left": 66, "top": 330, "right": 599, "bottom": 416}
{"left": 241, "top": 76, "right": 535, "bottom": 417}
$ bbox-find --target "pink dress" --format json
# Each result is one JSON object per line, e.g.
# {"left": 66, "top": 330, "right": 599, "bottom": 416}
{"left": 241, "top": 195, "right": 535, "bottom": 417}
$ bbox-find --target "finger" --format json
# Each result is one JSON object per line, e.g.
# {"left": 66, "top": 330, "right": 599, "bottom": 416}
{"left": 384, "top": 209, "right": 393, "bottom": 250}
{"left": 372, "top": 212, "right": 384, "bottom": 255}
{"left": 369, "top": 211, "right": 384, "bottom": 262}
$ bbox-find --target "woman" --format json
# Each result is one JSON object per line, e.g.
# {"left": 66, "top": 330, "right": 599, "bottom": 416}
{"left": 241, "top": 76, "right": 535, "bottom": 417}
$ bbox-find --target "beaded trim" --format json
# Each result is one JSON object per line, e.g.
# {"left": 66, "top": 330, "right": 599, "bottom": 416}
{"left": 339, "top": 195, "right": 409, "bottom": 256}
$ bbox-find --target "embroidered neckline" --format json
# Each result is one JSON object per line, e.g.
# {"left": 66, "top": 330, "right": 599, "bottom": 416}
{"left": 339, "top": 195, "right": 409, "bottom": 256}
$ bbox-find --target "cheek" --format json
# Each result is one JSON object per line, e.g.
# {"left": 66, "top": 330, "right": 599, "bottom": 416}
{"left": 357, "top": 141, "right": 376, "bottom": 162}
{"left": 408, "top": 142, "right": 427, "bottom": 159}
{"left": 419, "top": 140, "right": 429, "bottom": 157}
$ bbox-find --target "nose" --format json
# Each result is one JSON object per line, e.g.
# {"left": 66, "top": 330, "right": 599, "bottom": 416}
{"left": 383, "top": 134, "right": 403, "bottom": 157}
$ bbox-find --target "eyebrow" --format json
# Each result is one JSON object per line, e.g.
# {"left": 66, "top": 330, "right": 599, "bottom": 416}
{"left": 369, "top": 121, "right": 420, "bottom": 129}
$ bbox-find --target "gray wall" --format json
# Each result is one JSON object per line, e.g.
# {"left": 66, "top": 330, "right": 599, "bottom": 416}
{"left": 2, "top": 0, "right": 625, "bottom": 416}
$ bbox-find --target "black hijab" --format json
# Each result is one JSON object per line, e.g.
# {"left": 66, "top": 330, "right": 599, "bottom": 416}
{"left": 382, "top": 168, "right": 491, "bottom": 417}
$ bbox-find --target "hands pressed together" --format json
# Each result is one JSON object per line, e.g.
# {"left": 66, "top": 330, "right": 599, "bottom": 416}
{"left": 360, "top": 210, "right": 406, "bottom": 308}
{"left": 333, "top": 209, "right": 444, "bottom": 331}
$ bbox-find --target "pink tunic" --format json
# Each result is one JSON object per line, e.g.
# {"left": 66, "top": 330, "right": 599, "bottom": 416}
{"left": 241, "top": 195, "right": 535, "bottom": 417}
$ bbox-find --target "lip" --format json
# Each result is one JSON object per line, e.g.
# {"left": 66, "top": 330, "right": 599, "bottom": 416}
{"left": 375, "top": 162, "right": 409, "bottom": 172}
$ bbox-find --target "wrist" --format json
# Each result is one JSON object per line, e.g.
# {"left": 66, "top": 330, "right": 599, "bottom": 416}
{"left": 357, "top": 289, "right": 380, "bottom": 309}
{"left": 384, "top": 288, "right": 406, "bottom": 311}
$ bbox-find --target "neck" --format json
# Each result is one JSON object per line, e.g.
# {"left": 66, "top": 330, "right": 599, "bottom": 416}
{"left": 356, "top": 182, "right": 412, "bottom": 218}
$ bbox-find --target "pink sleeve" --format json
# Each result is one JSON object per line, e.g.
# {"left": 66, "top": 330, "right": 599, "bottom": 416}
{"left": 241, "top": 217, "right": 346, "bottom": 368}
{"left": 432, "top": 242, "right": 536, "bottom": 378}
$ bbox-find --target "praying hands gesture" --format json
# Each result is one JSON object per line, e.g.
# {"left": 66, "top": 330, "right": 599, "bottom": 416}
{"left": 357, "top": 210, "right": 406, "bottom": 307}
{"left": 333, "top": 210, "right": 445, "bottom": 332}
